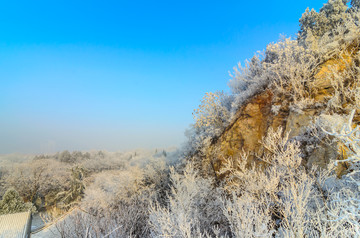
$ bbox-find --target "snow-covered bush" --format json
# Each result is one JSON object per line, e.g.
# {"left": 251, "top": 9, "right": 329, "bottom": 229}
{"left": 218, "top": 128, "right": 338, "bottom": 237}
{"left": 310, "top": 110, "right": 360, "bottom": 237}
{"left": 188, "top": 91, "right": 233, "bottom": 154}
{"left": 221, "top": 192, "right": 275, "bottom": 238}
{"left": 79, "top": 166, "right": 158, "bottom": 237}
{"left": 228, "top": 55, "right": 269, "bottom": 112}
{"left": 323, "top": 51, "right": 360, "bottom": 111}
{"left": 193, "top": 91, "right": 231, "bottom": 131}
{"left": 148, "top": 162, "right": 226, "bottom": 237}
{"left": 264, "top": 37, "right": 319, "bottom": 107}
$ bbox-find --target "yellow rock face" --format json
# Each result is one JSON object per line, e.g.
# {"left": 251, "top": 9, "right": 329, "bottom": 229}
{"left": 207, "top": 90, "right": 277, "bottom": 170}
{"left": 311, "top": 53, "right": 353, "bottom": 102}
{"left": 205, "top": 52, "right": 357, "bottom": 176}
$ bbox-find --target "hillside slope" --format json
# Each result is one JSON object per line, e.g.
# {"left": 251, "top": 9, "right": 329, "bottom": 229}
{"left": 205, "top": 51, "right": 358, "bottom": 177}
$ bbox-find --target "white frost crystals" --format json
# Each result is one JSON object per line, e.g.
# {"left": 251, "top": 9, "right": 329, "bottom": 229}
{"left": 321, "top": 109, "right": 360, "bottom": 165}
{"left": 319, "top": 109, "right": 360, "bottom": 236}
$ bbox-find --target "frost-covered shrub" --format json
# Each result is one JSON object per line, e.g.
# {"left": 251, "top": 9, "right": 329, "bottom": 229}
{"left": 184, "top": 91, "right": 233, "bottom": 158}
{"left": 322, "top": 51, "right": 360, "bottom": 111}
{"left": 80, "top": 166, "right": 158, "bottom": 237}
{"left": 218, "top": 128, "right": 337, "bottom": 237}
{"left": 309, "top": 110, "right": 360, "bottom": 237}
{"left": 322, "top": 110, "right": 360, "bottom": 165}
{"left": 148, "top": 162, "right": 226, "bottom": 237}
{"left": 264, "top": 37, "right": 319, "bottom": 107}
{"left": 143, "top": 160, "right": 171, "bottom": 204}
{"left": 315, "top": 17, "right": 360, "bottom": 60}
{"left": 221, "top": 192, "right": 275, "bottom": 238}
{"left": 193, "top": 91, "right": 231, "bottom": 131}
{"left": 228, "top": 55, "right": 269, "bottom": 111}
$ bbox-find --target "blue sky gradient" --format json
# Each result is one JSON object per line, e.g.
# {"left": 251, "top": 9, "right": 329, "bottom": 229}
{"left": 0, "top": 0, "right": 326, "bottom": 154}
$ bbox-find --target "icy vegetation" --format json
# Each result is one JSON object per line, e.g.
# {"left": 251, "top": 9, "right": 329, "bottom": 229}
{"left": 2, "top": 0, "right": 360, "bottom": 237}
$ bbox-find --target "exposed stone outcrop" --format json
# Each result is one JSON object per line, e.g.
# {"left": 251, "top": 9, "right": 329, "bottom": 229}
{"left": 207, "top": 90, "right": 274, "bottom": 163}
{"left": 205, "top": 53, "right": 358, "bottom": 176}
{"left": 311, "top": 53, "right": 353, "bottom": 101}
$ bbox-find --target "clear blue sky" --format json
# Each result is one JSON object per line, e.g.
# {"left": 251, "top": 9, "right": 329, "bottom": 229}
{"left": 0, "top": 0, "right": 326, "bottom": 154}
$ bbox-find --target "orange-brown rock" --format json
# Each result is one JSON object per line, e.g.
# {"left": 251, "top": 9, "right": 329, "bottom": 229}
{"left": 205, "top": 52, "right": 358, "bottom": 176}
{"left": 311, "top": 53, "right": 353, "bottom": 102}
{"left": 206, "top": 90, "right": 288, "bottom": 171}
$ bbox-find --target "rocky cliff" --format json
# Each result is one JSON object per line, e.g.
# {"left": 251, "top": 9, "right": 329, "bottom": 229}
{"left": 204, "top": 51, "right": 359, "bottom": 177}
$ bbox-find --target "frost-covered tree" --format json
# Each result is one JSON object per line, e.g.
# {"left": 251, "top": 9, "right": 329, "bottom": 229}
{"left": 352, "top": 0, "right": 360, "bottom": 9}
{"left": 56, "top": 166, "right": 85, "bottom": 208}
{"left": 3, "top": 159, "right": 71, "bottom": 208}
{"left": 321, "top": 0, "right": 348, "bottom": 26}
{"left": 229, "top": 55, "right": 266, "bottom": 94}
{"left": 299, "top": 8, "right": 326, "bottom": 44}
{"left": 192, "top": 91, "right": 231, "bottom": 133}
{"left": 0, "top": 188, "right": 34, "bottom": 215}
{"left": 185, "top": 91, "right": 233, "bottom": 158}
{"left": 228, "top": 55, "right": 269, "bottom": 111}
{"left": 264, "top": 37, "right": 319, "bottom": 107}
{"left": 299, "top": 0, "right": 349, "bottom": 44}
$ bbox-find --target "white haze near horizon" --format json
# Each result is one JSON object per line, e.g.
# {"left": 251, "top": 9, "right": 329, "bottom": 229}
{"left": 0, "top": 146, "right": 179, "bottom": 163}
{"left": 0, "top": 122, "right": 185, "bottom": 154}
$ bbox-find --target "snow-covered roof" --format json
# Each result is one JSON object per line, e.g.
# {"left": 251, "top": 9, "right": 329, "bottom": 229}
{"left": 0, "top": 211, "right": 32, "bottom": 238}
